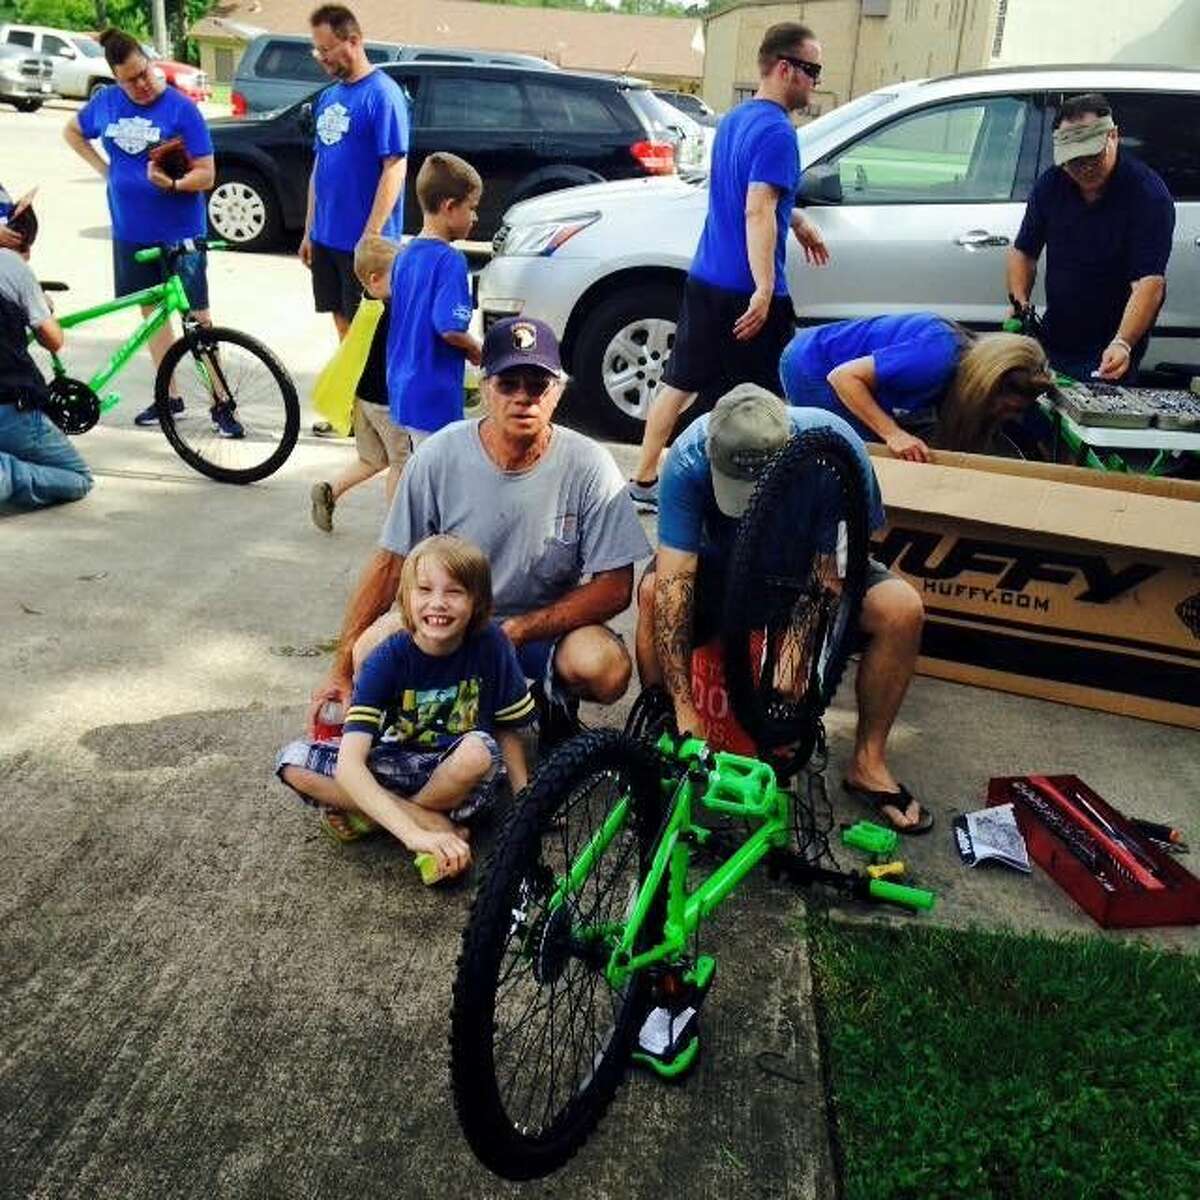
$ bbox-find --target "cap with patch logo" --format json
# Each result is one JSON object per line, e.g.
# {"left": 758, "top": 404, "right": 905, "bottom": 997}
{"left": 482, "top": 316, "right": 563, "bottom": 378}
{"left": 706, "top": 383, "right": 791, "bottom": 517}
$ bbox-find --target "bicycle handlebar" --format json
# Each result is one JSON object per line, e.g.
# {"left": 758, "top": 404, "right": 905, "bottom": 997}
{"left": 133, "top": 239, "right": 228, "bottom": 264}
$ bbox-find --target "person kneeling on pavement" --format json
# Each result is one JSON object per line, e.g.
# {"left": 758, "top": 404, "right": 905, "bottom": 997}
{"left": 0, "top": 207, "right": 93, "bottom": 512}
{"left": 307, "top": 316, "right": 652, "bottom": 752}
{"left": 277, "top": 535, "right": 535, "bottom": 880}
{"left": 635, "top": 383, "right": 932, "bottom": 835}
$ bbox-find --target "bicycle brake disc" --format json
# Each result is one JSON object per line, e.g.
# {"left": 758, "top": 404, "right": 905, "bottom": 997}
{"left": 43, "top": 376, "right": 101, "bottom": 435}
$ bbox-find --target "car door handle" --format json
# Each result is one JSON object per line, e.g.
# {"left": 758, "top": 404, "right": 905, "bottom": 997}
{"left": 954, "top": 230, "right": 1010, "bottom": 248}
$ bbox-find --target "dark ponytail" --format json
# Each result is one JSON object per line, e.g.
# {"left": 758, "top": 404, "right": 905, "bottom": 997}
{"left": 98, "top": 28, "right": 143, "bottom": 70}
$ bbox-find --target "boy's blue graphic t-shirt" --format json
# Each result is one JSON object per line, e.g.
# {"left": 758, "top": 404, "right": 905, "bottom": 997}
{"left": 77, "top": 85, "right": 212, "bottom": 243}
{"left": 311, "top": 69, "right": 409, "bottom": 250}
{"left": 780, "top": 314, "right": 964, "bottom": 439}
{"left": 691, "top": 99, "right": 801, "bottom": 296}
{"left": 658, "top": 407, "right": 886, "bottom": 563}
{"left": 345, "top": 622, "right": 536, "bottom": 751}
{"left": 386, "top": 237, "right": 473, "bottom": 433}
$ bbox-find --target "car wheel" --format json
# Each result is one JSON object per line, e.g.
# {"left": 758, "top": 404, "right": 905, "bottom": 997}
{"left": 207, "top": 169, "right": 281, "bottom": 252}
{"left": 571, "top": 284, "right": 681, "bottom": 441}
{"left": 13, "top": 98, "right": 42, "bottom": 113}
{"left": 87, "top": 79, "right": 108, "bottom": 98}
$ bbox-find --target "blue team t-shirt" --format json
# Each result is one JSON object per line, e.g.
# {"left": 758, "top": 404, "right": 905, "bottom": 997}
{"left": 690, "top": 99, "right": 801, "bottom": 296}
{"left": 658, "top": 408, "right": 886, "bottom": 564}
{"left": 780, "top": 314, "right": 964, "bottom": 440}
{"left": 311, "top": 69, "right": 410, "bottom": 251}
{"left": 344, "top": 622, "right": 535, "bottom": 752}
{"left": 77, "top": 85, "right": 212, "bottom": 243}
{"left": 386, "top": 237, "right": 473, "bottom": 433}
{"left": 1014, "top": 154, "right": 1174, "bottom": 360}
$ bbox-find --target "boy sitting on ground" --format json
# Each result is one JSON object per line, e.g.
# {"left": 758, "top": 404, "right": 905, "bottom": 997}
{"left": 276, "top": 534, "right": 535, "bottom": 880}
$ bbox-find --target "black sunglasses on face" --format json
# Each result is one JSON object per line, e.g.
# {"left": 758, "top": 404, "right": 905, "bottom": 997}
{"left": 494, "top": 371, "right": 555, "bottom": 398}
{"left": 780, "top": 55, "right": 822, "bottom": 82}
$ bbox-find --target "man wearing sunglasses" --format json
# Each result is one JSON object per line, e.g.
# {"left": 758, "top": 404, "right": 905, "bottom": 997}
{"left": 309, "top": 317, "right": 651, "bottom": 745}
{"left": 628, "top": 21, "right": 829, "bottom": 514}
{"left": 1007, "top": 93, "right": 1174, "bottom": 383}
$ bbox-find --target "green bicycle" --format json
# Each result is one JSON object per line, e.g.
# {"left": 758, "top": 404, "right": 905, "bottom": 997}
{"left": 450, "top": 429, "right": 934, "bottom": 1180}
{"left": 39, "top": 239, "right": 299, "bottom": 484}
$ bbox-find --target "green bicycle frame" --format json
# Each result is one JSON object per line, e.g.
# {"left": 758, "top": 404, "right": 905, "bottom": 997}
{"left": 47, "top": 273, "right": 192, "bottom": 414}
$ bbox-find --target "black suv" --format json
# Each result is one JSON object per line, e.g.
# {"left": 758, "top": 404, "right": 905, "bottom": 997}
{"left": 205, "top": 61, "right": 680, "bottom": 250}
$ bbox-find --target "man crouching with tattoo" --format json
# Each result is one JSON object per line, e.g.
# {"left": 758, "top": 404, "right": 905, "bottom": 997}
{"left": 633, "top": 383, "right": 934, "bottom": 836}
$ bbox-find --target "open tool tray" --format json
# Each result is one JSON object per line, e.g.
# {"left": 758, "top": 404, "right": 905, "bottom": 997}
{"left": 987, "top": 774, "right": 1200, "bottom": 928}
{"left": 1051, "top": 382, "right": 1200, "bottom": 430}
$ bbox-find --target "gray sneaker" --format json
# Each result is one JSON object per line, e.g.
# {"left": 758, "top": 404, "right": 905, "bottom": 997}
{"left": 628, "top": 478, "right": 659, "bottom": 513}
{"left": 310, "top": 481, "right": 335, "bottom": 532}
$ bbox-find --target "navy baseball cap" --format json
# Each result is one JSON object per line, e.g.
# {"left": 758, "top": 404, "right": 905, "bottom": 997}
{"left": 482, "top": 316, "right": 563, "bottom": 378}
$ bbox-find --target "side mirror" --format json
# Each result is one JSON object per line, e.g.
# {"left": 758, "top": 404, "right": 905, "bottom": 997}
{"left": 797, "top": 163, "right": 843, "bottom": 206}
{"left": 299, "top": 102, "right": 315, "bottom": 137}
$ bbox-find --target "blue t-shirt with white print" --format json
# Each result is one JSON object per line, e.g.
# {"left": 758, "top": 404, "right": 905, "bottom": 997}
{"left": 386, "top": 237, "right": 473, "bottom": 433}
{"left": 77, "top": 84, "right": 212, "bottom": 243}
{"left": 690, "top": 99, "right": 800, "bottom": 296}
{"left": 311, "top": 68, "right": 409, "bottom": 251}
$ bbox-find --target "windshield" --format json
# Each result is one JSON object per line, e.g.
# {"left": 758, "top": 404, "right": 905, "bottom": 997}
{"left": 72, "top": 37, "right": 105, "bottom": 58}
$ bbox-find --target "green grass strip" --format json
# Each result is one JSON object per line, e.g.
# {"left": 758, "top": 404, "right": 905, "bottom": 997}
{"left": 808, "top": 919, "right": 1200, "bottom": 1200}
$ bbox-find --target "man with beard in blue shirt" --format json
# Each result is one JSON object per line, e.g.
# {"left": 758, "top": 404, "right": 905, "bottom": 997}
{"left": 301, "top": 5, "right": 409, "bottom": 342}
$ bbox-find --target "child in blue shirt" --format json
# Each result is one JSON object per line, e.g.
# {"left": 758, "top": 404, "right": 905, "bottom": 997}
{"left": 364, "top": 153, "right": 483, "bottom": 439}
{"left": 276, "top": 534, "right": 534, "bottom": 880}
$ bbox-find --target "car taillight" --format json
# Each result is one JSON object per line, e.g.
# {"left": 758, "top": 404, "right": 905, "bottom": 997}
{"left": 630, "top": 140, "right": 675, "bottom": 176}
{"left": 231, "top": 90, "right": 247, "bottom": 117}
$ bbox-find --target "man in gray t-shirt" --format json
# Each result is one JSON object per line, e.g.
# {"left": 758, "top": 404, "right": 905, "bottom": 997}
{"left": 0, "top": 232, "right": 93, "bottom": 511}
{"left": 310, "top": 317, "right": 651, "bottom": 741}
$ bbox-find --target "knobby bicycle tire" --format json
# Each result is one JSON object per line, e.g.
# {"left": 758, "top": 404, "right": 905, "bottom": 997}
{"left": 154, "top": 326, "right": 300, "bottom": 484}
{"left": 450, "top": 729, "right": 665, "bottom": 1180}
{"left": 721, "top": 428, "right": 870, "bottom": 775}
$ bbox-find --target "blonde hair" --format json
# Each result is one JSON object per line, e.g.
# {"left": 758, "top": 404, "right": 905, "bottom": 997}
{"left": 397, "top": 535, "right": 493, "bottom": 636}
{"left": 937, "top": 333, "right": 1055, "bottom": 452}
{"left": 416, "top": 152, "right": 483, "bottom": 214}
{"left": 353, "top": 235, "right": 400, "bottom": 286}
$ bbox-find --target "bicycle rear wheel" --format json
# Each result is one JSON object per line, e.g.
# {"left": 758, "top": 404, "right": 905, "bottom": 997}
{"left": 154, "top": 326, "right": 299, "bottom": 484}
{"left": 722, "top": 428, "right": 869, "bottom": 776}
{"left": 451, "top": 730, "right": 664, "bottom": 1180}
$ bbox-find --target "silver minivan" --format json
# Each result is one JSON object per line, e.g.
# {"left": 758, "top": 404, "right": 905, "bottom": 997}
{"left": 479, "top": 65, "right": 1200, "bottom": 436}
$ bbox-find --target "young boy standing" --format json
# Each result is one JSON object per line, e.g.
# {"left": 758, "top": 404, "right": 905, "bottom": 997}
{"left": 381, "top": 152, "right": 483, "bottom": 440}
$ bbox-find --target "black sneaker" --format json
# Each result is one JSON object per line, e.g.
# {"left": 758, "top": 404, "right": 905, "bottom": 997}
{"left": 211, "top": 404, "right": 245, "bottom": 439}
{"left": 134, "top": 397, "right": 183, "bottom": 426}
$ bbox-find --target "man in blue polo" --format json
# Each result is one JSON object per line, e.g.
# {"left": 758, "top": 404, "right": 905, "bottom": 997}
{"left": 1007, "top": 92, "right": 1175, "bottom": 383}
{"left": 301, "top": 4, "right": 408, "bottom": 341}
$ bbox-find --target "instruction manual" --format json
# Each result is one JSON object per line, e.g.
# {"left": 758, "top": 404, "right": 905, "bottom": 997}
{"left": 954, "top": 803, "right": 1031, "bottom": 873}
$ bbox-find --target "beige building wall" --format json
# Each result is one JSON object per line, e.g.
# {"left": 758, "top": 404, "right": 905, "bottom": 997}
{"left": 992, "top": 0, "right": 1200, "bottom": 66}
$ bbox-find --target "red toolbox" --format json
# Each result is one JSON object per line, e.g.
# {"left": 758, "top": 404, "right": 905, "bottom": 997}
{"left": 987, "top": 774, "right": 1200, "bottom": 929}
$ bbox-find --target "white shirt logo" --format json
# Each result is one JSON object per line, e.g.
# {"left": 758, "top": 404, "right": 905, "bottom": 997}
{"left": 104, "top": 116, "right": 163, "bottom": 156}
{"left": 316, "top": 102, "right": 351, "bottom": 146}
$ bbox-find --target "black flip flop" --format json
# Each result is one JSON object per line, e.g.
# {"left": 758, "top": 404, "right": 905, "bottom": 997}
{"left": 842, "top": 781, "right": 935, "bottom": 835}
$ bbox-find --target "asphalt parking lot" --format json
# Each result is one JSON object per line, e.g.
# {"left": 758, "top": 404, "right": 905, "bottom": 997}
{"left": 2, "top": 101, "right": 1198, "bottom": 1200}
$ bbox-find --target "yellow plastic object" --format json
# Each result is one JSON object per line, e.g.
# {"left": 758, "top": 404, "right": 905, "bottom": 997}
{"left": 311, "top": 298, "right": 384, "bottom": 436}
{"left": 414, "top": 852, "right": 443, "bottom": 885}
{"left": 866, "top": 861, "right": 906, "bottom": 880}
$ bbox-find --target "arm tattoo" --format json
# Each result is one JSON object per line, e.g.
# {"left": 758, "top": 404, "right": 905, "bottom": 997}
{"left": 654, "top": 571, "right": 697, "bottom": 708}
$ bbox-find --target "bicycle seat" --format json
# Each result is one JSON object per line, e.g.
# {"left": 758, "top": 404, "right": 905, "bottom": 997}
{"left": 40, "top": 281, "right": 68, "bottom": 292}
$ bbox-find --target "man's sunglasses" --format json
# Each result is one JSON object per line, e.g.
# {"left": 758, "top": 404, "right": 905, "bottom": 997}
{"left": 780, "top": 56, "right": 822, "bottom": 82}
{"left": 494, "top": 371, "right": 556, "bottom": 398}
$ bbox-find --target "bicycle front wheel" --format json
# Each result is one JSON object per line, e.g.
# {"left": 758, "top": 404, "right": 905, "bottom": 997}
{"left": 722, "top": 428, "right": 870, "bottom": 775}
{"left": 154, "top": 326, "right": 299, "bottom": 484}
{"left": 451, "top": 730, "right": 664, "bottom": 1180}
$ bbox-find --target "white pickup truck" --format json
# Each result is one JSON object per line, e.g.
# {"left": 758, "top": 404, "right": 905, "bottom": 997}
{"left": 0, "top": 40, "right": 56, "bottom": 112}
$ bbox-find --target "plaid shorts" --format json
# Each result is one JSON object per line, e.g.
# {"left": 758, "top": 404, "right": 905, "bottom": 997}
{"left": 275, "top": 730, "right": 503, "bottom": 823}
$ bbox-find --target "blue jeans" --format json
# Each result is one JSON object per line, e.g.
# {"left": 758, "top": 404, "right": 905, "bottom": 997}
{"left": 0, "top": 404, "right": 93, "bottom": 510}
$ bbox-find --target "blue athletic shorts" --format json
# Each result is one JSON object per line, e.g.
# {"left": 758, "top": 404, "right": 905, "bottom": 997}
{"left": 112, "top": 239, "right": 209, "bottom": 311}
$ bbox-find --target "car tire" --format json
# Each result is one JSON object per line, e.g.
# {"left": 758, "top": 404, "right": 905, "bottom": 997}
{"left": 206, "top": 168, "right": 281, "bottom": 252}
{"left": 571, "top": 283, "right": 682, "bottom": 441}
{"left": 87, "top": 79, "right": 108, "bottom": 98}
{"left": 12, "top": 99, "right": 42, "bottom": 113}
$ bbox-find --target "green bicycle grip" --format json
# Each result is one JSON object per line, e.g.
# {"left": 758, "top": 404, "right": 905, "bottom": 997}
{"left": 868, "top": 878, "right": 935, "bottom": 911}
{"left": 133, "top": 246, "right": 162, "bottom": 263}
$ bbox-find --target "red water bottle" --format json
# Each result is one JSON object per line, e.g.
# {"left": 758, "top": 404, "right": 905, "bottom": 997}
{"left": 313, "top": 699, "right": 345, "bottom": 743}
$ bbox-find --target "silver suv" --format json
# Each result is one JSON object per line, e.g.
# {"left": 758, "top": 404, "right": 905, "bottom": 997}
{"left": 479, "top": 65, "right": 1200, "bottom": 438}
{"left": 0, "top": 41, "right": 55, "bottom": 112}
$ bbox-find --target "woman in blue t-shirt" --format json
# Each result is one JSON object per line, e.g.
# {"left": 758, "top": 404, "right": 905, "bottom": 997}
{"left": 63, "top": 29, "right": 231, "bottom": 431}
{"left": 780, "top": 313, "right": 1053, "bottom": 461}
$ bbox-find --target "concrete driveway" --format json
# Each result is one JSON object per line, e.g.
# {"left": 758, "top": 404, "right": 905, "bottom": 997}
{"left": 2, "top": 104, "right": 1198, "bottom": 1200}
